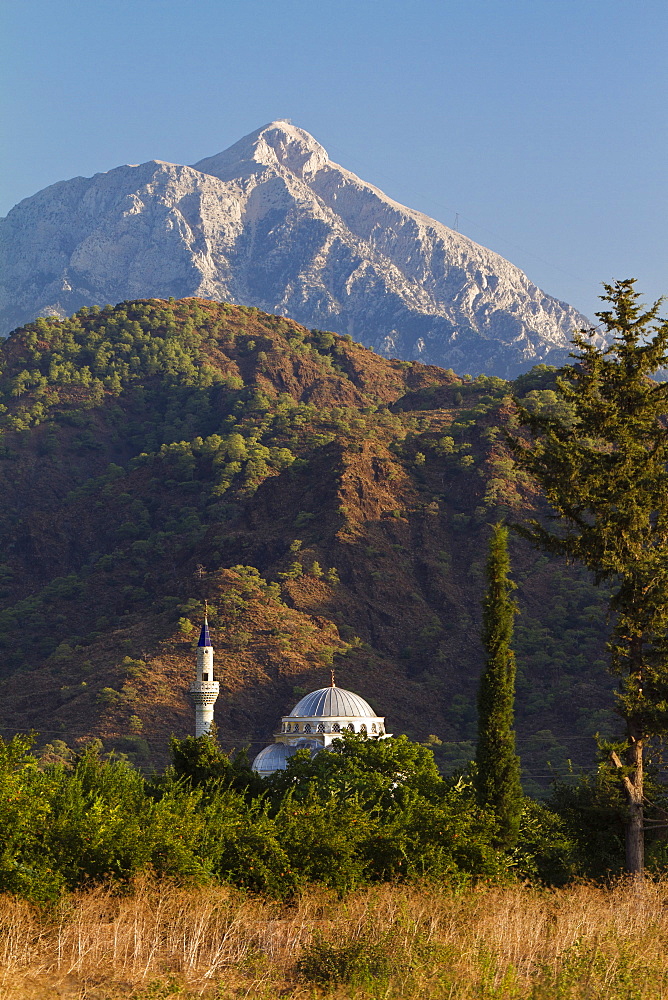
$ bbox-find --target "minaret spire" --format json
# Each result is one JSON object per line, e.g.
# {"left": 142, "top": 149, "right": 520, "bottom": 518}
{"left": 189, "top": 603, "right": 219, "bottom": 737}
{"left": 198, "top": 610, "right": 211, "bottom": 649}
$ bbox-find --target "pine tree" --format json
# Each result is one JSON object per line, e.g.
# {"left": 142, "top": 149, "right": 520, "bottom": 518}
{"left": 476, "top": 522, "right": 523, "bottom": 848}
{"left": 510, "top": 279, "right": 668, "bottom": 874}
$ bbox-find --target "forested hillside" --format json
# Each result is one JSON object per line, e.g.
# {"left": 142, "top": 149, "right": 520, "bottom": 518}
{"left": 0, "top": 299, "right": 616, "bottom": 785}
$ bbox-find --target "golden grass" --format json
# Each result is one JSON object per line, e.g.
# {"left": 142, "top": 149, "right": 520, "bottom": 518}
{"left": 1, "top": 878, "right": 668, "bottom": 999}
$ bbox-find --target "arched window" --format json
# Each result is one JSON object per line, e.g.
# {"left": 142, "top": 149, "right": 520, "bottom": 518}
{"left": 371, "top": 723, "right": 377, "bottom": 733}
{"left": 360, "top": 724, "right": 367, "bottom": 735}
{"left": 293, "top": 723, "right": 300, "bottom": 732}
{"left": 286, "top": 724, "right": 291, "bottom": 732}
{"left": 317, "top": 723, "right": 325, "bottom": 732}
{"left": 347, "top": 723, "right": 355, "bottom": 732}
{"left": 304, "top": 723, "right": 312, "bottom": 733}
{"left": 332, "top": 723, "right": 341, "bottom": 733}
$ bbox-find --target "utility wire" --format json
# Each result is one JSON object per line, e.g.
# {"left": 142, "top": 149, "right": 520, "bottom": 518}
{"left": 0, "top": 724, "right": 608, "bottom": 747}
{"left": 326, "top": 143, "right": 594, "bottom": 294}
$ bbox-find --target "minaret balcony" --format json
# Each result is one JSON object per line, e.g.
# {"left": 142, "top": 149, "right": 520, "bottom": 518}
{"left": 189, "top": 680, "right": 219, "bottom": 705}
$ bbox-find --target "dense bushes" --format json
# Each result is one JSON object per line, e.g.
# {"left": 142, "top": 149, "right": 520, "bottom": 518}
{"left": 0, "top": 729, "right": 632, "bottom": 905}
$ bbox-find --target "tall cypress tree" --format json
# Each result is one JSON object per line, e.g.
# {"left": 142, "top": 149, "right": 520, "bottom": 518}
{"left": 510, "top": 279, "right": 668, "bottom": 874}
{"left": 475, "top": 522, "right": 523, "bottom": 848}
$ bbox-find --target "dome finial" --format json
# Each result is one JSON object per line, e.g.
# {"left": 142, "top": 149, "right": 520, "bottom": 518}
{"left": 330, "top": 669, "right": 336, "bottom": 687}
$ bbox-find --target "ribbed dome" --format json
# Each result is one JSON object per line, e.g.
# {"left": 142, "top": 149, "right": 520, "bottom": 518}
{"left": 252, "top": 742, "right": 297, "bottom": 775}
{"left": 288, "top": 686, "right": 377, "bottom": 719}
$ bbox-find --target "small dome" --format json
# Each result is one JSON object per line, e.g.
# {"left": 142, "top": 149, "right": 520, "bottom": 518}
{"left": 289, "top": 686, "right": 377, "bottom": 719}
{"left": 293, "top": 738, "right": 322, "bottom": 751}
{"left": 252, "top": 742, "right": 297, "bottom": 776}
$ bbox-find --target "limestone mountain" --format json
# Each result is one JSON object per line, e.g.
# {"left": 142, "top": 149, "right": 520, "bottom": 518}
{"left": 0, "top": 122, "right": 593, "bottom": 377}
{"left": 0, "top": 299, "right": 616, "bottom": 787}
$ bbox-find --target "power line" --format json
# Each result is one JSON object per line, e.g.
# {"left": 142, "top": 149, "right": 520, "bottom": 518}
{"left": 0, "top": 724, "right": 609, "bottom": 747}
{"left": 327, "top": 142, "right": 595, "bottom": 294}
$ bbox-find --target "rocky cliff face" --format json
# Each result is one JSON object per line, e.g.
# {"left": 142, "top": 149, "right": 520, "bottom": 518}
{"left": 0, "top": 121, "right": 593, "bottom": 376}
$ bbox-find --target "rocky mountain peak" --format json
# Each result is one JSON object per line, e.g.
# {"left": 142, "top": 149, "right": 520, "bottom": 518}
{"left": 192, "top": 120, "right": 329, "bottom": 182}
{"left": 0, "top": 122, "right": 595, "bottom": 377}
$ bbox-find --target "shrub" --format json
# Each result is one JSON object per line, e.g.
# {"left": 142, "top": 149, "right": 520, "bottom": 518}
{"left": 97, "top": 687, "right": 122, "bottom": 706}
{"left": 297, "top": 931, "right": 392, "bottom": 986}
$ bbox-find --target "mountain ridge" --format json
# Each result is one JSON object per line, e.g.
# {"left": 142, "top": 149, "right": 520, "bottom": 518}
{"left": 0, "top": 121, "right": 595, "bottom": 377}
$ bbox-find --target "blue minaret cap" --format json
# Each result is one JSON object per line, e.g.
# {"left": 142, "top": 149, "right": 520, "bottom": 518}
{"left": 198, "top": 618, "right": 211, "bottom": 647}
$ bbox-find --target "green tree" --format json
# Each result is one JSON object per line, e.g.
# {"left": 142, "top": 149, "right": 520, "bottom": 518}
{"left": 170, "top": 731, "right": 232, "bottom": 786}
{"left": 225, "top": 432, "right": 247, "bottom": 462}
{"left": 169, "top": 731, "right": 263, "bottom": 795}
{"left": 0, "top": 735, "right": 56, "bottom": 899}
{"left": 510, "top": 279, "right": 668, "bottom": 874}
{"left": 266, "top": 733, "right": 506, "bottom": 886}
{"left": 267, "top": 731, "right": 444, "bottom": 807}
{"left": 475, "top": 523, "right": 523, "bottom": 848}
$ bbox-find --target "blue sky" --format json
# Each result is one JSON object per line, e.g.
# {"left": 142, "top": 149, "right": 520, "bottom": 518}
{"left": 1, "top": 0, "right": 666, "bottom": 320}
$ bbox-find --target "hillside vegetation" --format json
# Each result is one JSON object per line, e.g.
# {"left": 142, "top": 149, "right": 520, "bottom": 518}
{"left": 0, "top": 298, "right": 616, "bottom": 784}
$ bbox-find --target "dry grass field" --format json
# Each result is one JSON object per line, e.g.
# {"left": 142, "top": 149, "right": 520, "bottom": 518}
{"left": 1, "top": 878, "right": 668, "bottom": 999}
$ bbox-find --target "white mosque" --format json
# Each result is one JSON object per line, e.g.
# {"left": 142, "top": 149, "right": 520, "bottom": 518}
{"left": 189, "top": 613, "right": 387, "bottom": 777}
{"left": 251, "top": 672, "right": 388, "bottom": 777}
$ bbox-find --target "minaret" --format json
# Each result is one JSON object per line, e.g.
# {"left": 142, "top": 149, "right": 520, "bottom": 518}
{"left": 189, "top": 608, "right": 219, "bottom": 737}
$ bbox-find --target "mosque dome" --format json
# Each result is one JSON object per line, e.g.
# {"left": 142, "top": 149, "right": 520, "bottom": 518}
{"left": 289, "top": 686, "right": 377, "bottom": 719}
{"left": 252, "top": 742, "right": 297, "bottom": 778}
{"left": 251, "top": 679, "right": 388, "bottom": 777}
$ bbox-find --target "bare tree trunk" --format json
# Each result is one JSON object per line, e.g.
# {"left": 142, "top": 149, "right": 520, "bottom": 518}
{"left": 611, "top": 726, "right": 644, "bottom": 875}
{"left": 625, "top": 731, "right": 644, "bottom": 875}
